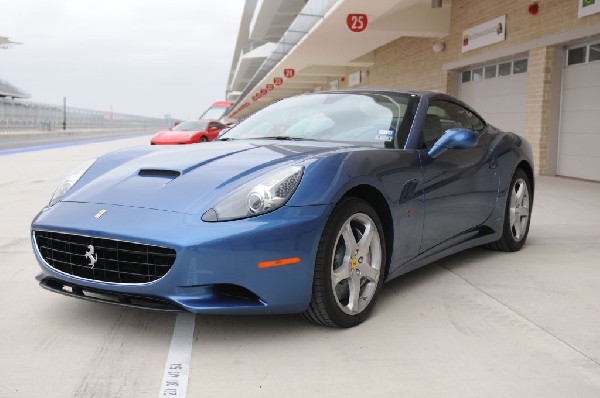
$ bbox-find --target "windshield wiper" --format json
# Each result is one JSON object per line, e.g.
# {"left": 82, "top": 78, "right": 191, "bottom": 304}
{"left": 258, "top": 136, "right": 308, "bottom": 141}
{"left": 217, "top": 137, "right": 236, "bottom": 141}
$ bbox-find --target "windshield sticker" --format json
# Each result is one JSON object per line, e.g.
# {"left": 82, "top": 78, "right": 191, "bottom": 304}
{"left": 375, "top": 129, "right": 394, "bottom": 142}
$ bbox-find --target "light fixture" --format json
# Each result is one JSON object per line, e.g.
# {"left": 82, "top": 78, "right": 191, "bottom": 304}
{"left": 528, "top": 2, "right": 540, "bottom": 15}
{"left": 432, "top": 41, "right": 445, "bottom": 53}
{"left": 432, "top": 0, "right": 442, "bottom": 8}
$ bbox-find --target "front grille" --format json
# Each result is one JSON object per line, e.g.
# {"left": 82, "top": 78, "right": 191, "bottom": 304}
{"left": 34, "top": 231, "right": 176, "bottom": 284}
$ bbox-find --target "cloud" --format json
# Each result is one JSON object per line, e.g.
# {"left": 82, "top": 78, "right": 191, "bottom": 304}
{"left": 0, "top": 0, "right": 245, "bottom": 119}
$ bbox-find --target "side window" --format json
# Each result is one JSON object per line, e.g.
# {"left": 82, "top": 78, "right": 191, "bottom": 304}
{"left": 466, "top": 110, "right": 485, "bottom": 133}
{"left": 423, "top": 100, "right": 474, "bottom": 149}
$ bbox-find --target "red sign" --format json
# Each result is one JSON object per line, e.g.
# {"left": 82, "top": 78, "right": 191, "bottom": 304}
{"left": 274, "top": 77, "right": 283, "bottom": 86}
{"left": 347, "top": 14, "right": 367, "bottom": 32}
{"left": 260, "top": 88, "right": 267, "bottom": 96}
{"left": 266, "top": 84, "right": 274, "bottom": 91}
{"left": 284, "top": 69, "right": 295, "bottom": 78}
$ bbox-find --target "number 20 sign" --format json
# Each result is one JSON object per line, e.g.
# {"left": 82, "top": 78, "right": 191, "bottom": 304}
{"left": 347, "top": 14, "right": 367, "bottom": 33}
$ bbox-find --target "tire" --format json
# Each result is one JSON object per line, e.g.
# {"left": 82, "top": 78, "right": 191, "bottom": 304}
{"left": 200, "top": 136, "right": 208, "bottom": 143}
{"left": 303, "top": 197, "right": 386, "bottom": 327}
{"left": 489, "top": 168, "right": 532, "bottom": 252}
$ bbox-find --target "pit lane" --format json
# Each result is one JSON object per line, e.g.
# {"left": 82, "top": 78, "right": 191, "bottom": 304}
{"left": 1, "top": 134, "right": 599, "bottom": 397}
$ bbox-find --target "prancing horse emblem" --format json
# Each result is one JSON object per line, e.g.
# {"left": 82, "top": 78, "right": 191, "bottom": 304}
{"left": 84, "top": 245, "right": 98, "bottom": 268}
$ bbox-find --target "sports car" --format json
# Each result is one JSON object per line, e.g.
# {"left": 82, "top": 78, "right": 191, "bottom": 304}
{"left": 150, "top": 120, "right": 226, "bottom": 145}
{"left": 31, "top": 90, "right": 534, "bottom": 327}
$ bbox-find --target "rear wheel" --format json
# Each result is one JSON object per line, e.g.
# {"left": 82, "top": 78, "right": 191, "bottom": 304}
{"left": 303, "top": 198, "right": 386, "bottom": 327}
{"left": 489, "top": 168, "right": 532, "bottom": 252}
{"left": 200, "top": 136, "right": 208, "bottom": 143}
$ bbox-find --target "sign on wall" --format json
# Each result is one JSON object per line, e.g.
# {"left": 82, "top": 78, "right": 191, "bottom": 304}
{"left": 346, "top": 14, "right": 367, "bottom": 32}
{"left": 462, "top": 15, "right": 506, "bottom": 53}
{"left": 348, "top": 71, "right": 361, "bottom": 87}
{"left": 578, "top": 0, "right": 600, "bottom": 17}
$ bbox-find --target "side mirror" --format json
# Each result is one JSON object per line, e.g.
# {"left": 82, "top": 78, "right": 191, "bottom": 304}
{"left": 208, "top": 126, "right": 218, "bottom": 132}
{"left": 428, "top": 128, "right": 478, "bottom": 158}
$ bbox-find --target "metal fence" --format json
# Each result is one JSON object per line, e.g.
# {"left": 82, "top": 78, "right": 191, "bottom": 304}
{"left": 0, "top": 97, "right": 169, "bottom": 132}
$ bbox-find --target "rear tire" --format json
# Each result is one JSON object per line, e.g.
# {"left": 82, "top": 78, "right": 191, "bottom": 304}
{"left": 489, "top": 168, "right": 532, "bottom": 252}
{"left": 303, "top": 198, "right": 386, "bottom": 327}
{"left": 200, "top": 136, "right": 208, "bottom": 143}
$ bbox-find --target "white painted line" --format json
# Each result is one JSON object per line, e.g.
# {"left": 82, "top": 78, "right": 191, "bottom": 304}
{"left": 158, "top": 313, "right": 196, "bottom": 398}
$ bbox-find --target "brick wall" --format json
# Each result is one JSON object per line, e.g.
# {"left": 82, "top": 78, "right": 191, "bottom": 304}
{"left": 363, "top": 0, "right": 600, "bottom": 174}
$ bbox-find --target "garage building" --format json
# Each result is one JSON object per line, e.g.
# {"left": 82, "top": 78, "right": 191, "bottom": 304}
{"left": 226, "top": 0, "right": 600, "bottom": 181}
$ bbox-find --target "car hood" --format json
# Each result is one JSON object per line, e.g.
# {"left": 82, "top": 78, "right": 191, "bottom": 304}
{"left": 64, "top": 140, "right": 347, "bottom": 214}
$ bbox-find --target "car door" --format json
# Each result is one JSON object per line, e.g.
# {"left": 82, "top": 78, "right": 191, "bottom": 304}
{"left": 207, "top": 122, "right": 223, "bottom": 141}
{"left": 419, "top": 99, "right": 498, "bottom": 252}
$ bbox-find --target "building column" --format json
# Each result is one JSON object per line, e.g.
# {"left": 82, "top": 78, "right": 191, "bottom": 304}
{"left": 525, "top": 46, "right": 563, "bottom": 175}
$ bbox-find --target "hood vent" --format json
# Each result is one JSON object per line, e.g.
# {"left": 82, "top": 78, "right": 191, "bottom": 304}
{"left": 138, "top": 169, "right": 181, "bottom": 178}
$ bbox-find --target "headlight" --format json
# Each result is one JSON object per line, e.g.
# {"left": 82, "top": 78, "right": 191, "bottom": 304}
{"left": 202, "top": 166, "right": 304, "bottom": 222}
{"left": 49, "top": 158, "right": 96, "bottom": 206}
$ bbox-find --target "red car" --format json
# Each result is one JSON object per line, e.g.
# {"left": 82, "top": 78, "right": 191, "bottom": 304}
{"left": 150, "top": 120, "right": 226, "bottom": 145}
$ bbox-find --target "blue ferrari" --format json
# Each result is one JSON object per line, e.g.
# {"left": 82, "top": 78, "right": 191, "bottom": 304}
{"left": 31, "top": 90, "right": 534, "bottom": 327}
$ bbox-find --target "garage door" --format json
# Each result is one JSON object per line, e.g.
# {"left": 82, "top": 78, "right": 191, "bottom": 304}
{"left": 558, "top": 42, "right": 600, "bottom": 181}
{"left": 458, "top": 58, "right": 528, "bottom": 136}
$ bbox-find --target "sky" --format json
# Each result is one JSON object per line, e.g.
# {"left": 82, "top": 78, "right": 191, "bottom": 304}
{"left": 0, "top": 0, "right": 245, "bottom": 120}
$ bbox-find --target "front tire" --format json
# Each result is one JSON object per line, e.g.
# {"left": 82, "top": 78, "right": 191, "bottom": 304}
{"left": 489, "top": 168, "right": 532, "bottom": 252}
{"left": 303, "top": 198, "right": 386, "bottom": 327}
{"left": 200, "top": 136, "right": 208, "bottom": 143}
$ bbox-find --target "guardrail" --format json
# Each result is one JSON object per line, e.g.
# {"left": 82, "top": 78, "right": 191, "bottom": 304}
{"left": 0, "top": 97, "right": 169, "bottom": 133}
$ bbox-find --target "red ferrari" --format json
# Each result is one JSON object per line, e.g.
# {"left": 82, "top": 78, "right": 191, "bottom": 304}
{"left": 150, "top": 120, "right": 226, "bottom": 145}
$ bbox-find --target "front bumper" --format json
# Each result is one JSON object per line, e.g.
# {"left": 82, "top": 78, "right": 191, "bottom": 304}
{"left": 31, "top": 201, "right": 332, "bottom": 314}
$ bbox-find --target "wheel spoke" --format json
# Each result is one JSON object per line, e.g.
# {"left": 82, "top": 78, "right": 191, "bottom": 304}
{"left": 513, "top": 218, "right": 522, "bottom": 239}
{"left": 341, "top": 221, "right": 358, "bottom": 253}
{"left": 347, "top": 274, "right": 362, "bottom": 314}
{"left": 356, "top": 222, "right": 374, "bottom": 257}
{"left": 332, "top": 265, "right": 351, "bottom": 287}
{"left": 358, "top": 261, "right": 379, "bottom": 282}
{"left": 514, "top": 183, "right": 523, "bottom": 201}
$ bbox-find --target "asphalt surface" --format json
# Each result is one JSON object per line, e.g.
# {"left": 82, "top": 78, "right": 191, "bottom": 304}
{"left": 0, "top": 135, "right": 599, "bottom": 397}
{"left": 0, "top": 130, "right": 155, "bottom": 152}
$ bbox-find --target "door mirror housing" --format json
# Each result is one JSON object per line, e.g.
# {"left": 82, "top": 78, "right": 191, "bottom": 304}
{"left": 428, "top": 128, "right": 478, "bottom": 158}
{"left": 208, "top": 126, "right": 218, "bottom": 132}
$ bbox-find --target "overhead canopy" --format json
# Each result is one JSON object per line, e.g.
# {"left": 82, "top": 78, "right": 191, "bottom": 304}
{"left": 229, "top": 0, "right": 451, "bottom": 118}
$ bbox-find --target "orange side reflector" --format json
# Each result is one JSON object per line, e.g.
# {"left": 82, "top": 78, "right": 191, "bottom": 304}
{"left": 257, "top": 257, "right": 301, "bottom": 269}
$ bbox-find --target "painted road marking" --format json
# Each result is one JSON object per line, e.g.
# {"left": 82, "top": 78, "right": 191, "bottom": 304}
{"left": 158, "top": 313, "right": 196, "bottom": 398}
{"left": 0, "top": 132, "right": 152, "bottom": 156}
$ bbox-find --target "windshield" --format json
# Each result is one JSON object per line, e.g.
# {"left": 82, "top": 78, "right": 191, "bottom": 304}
{"left": 222, "top": 92, "right": 417, "bottom": 148}
{"left": 173, "top": 121, "right": 208, "bottom": 131}
{"left": 201, "top": 106, "right": 228, "bottom": 120}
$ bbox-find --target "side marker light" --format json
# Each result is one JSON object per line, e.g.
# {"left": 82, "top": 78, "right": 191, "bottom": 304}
{"left": 258, "top": 257, "right": 301, "bottom": 269}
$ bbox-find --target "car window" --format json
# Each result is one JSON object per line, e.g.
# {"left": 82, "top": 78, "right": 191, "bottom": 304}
{"left": 223, "top": 93, "right": 417, "bottom": 148}
{"left": 422, "top": 100, "right": 474, "bottom": 149}
{"left": 465, "top": 110, "right": 485, "bottom": 132}
{"left": 173, "top": 121, "right": 208, "bottom": 131}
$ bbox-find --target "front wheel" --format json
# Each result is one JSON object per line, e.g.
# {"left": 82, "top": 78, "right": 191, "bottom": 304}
{"left": 489, "top": 168, "right": 532, "bottom": 252}
{"left": 303, "top": 198, "right": 386, "bottom": 327}
{"left": 200, "top": 136, "right": 208, "bottom": 143}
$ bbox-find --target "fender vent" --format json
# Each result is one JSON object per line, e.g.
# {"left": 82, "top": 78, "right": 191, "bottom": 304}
{"left": 399, "top": 178, "right": 420, "bottom": 203}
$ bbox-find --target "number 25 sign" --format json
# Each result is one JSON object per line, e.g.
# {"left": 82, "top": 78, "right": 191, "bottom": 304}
{"left": 347, "top": 14, "right": 367, "bottom": 33}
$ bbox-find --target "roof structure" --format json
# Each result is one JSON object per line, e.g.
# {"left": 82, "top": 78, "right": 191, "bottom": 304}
{"left": 227, "top": 0, "right": 452, "bottom": 119}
